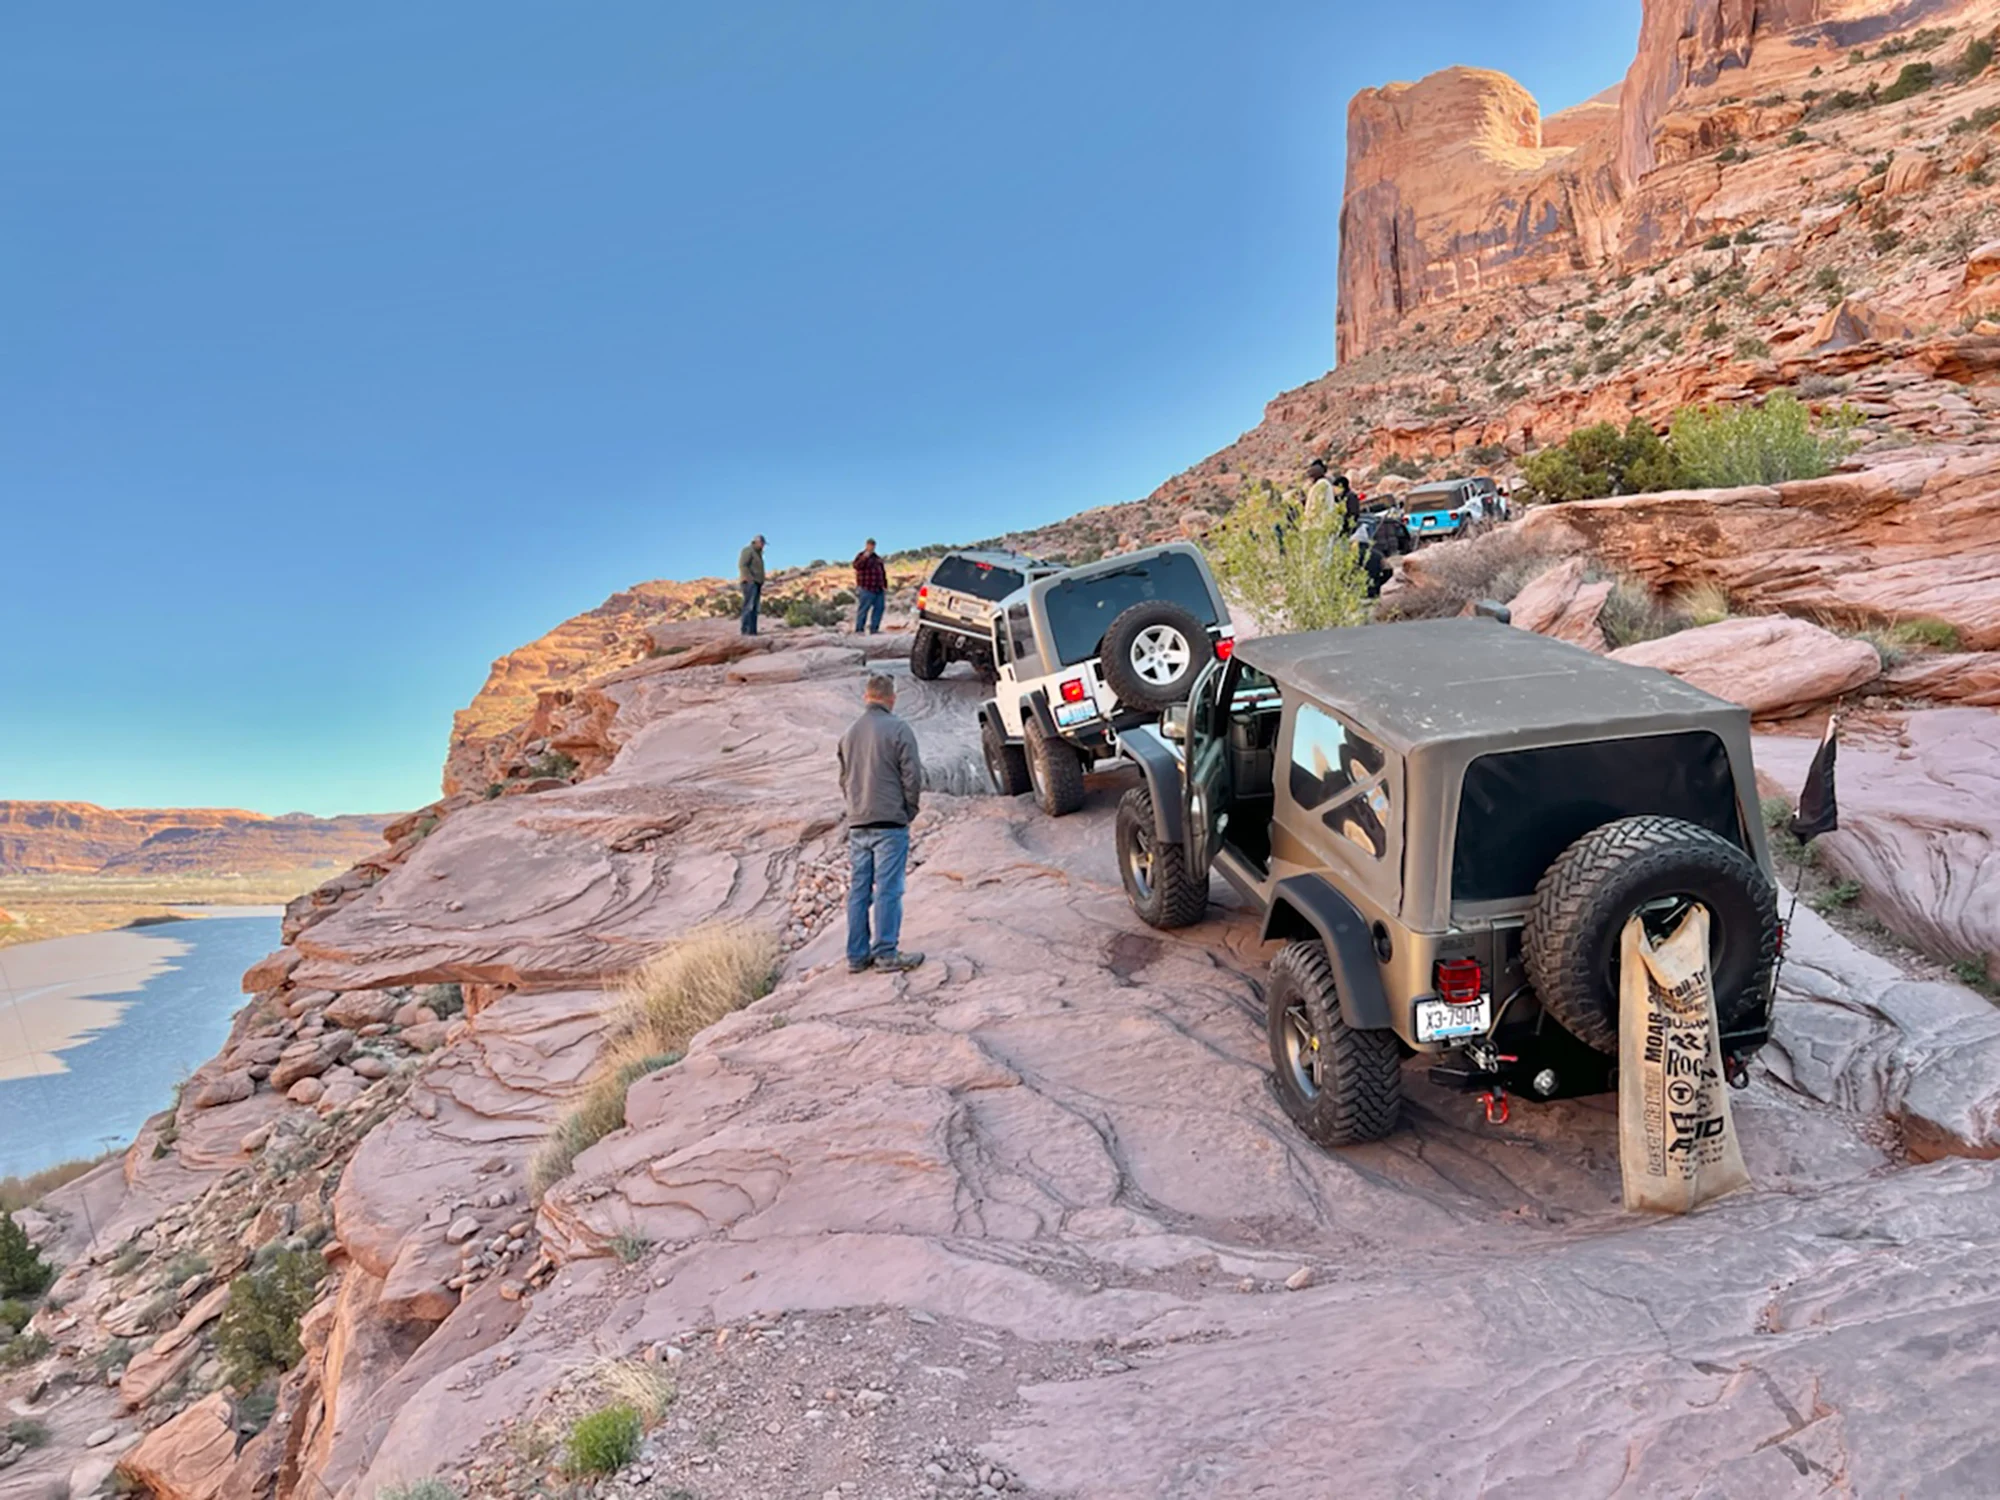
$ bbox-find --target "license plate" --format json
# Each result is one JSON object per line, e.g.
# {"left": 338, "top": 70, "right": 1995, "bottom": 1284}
{"left": 1054, "top": 701, "right": 1099, "bottom": 728}
{"left": 1416, "top": 996, "right": 1490, "bottom": 1043}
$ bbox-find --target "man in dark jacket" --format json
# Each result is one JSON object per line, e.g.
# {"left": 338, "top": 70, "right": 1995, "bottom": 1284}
{"left": 738, "top": 535, "right": 766, "bottom": 635}
{"left": 853, "top": 539, "right": 887, "bottom": 634}
{"left": 838, "top": 674, "right": 925, "bottom": 973}
{"left": 1331, "top": 475, "right": 1361, "bottom": 530}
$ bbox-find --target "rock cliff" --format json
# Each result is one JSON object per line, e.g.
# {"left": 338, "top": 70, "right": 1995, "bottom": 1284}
{"left": 0, "top": 803, "right": 395, "bottom": 877}
{"left": 1338, "top": 0, "right": 1987, "bottom": 360}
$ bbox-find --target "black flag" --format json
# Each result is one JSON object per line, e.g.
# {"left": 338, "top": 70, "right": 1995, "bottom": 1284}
{"left": 1788, "top": 715, "right": 1840, "bottom": 843}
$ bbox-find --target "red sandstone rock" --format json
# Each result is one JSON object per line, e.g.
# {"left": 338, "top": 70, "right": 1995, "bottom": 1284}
{"left": 117, "top": 1392, "right": 237, "bottom": 1499}
{"left": 1611, "top": 616, "right": 1881, "bottom": 717}
{"left": 1505, "top": 557, "right": 1613, "bottom": 650}
{"left": 1886, "top": 652, "right": 2000, "bottom": 705}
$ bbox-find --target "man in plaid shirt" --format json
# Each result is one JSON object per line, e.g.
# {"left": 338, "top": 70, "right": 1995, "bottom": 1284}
{"left": 852, "top": 538, "right": 888, "bottom": 634}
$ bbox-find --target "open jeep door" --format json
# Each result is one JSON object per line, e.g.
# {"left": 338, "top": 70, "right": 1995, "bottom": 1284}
{"left": 1181, "top": 657, "right": 1234, "bottom": 878}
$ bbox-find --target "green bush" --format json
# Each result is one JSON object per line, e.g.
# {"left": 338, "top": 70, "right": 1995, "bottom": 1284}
{"left": 1205, "top": 481, "right": 1371, "bottom": 632}
{"left": 0, "top": 1212, "right": 52, "bottom": 1298}
{"left": 1735, "top": 335, "right": 1772, "bottom": 359}
{"left": 0, "top": 1331, "right": 49, "bottom": 1369}
{"left": 1788, "top": 127, "right": 1809, "bottom": 145}
{"left": 382, "top": 1483, "right": 458, "bottom": 1500}
{"left": 1879, "top": 61, "right": 1934, "bottom": 103}
{"left": 3, "top": 1417, "right": 49, "bottom": 1449}
{"left": 1963, "top": 37, "right": 1995, "bottom": 77}
{"left": 564, "top": 1404, "right": 642, "bottom": 1475}
{"left": 1704, "top": 234, "right": 1732, "bottom": 251}
{"left": 0, "top": 1298, "right": 32, "bottom": 1336}
{"left": 1582, "top": 310, "right": 1608, "bottom": 333}
{"left": 216, "top": 1249, "right": 325, "bottom": 1390}
{"left": 1519, "top": 419, "right": 1685, "bottom": 503}
{"left": 421, "top": 983, "right": 466, "bottom": 1019}
{"left": 1670, "top": 392, "right": 1859, "bottom": 488}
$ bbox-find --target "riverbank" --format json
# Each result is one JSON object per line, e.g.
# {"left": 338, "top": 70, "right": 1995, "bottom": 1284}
{"left": 0, "top": 869, "right": 322, "bottom": 950}
{"left": 0, "top": 909, "right": 280, "bottom": 1176}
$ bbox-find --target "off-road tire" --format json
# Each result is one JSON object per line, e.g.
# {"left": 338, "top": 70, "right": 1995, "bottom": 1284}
{"left": 910, "top": 625, "right": 947, "bottom": 681}
{"left": 1099, "top": 602, "right": 1214, "bottom": 713}
{"left": 1023, "top": 716, "right": 1087, "bottom": 817}
{"left": 1266, "top": 940, "right": 1403, "bottom": 1147}
{"left": 982, "top": 716, "right": 1031, "bottom": 797}
{"left": 1523, "top": 815, "right": 1779, "bottom": 1056}
{"left": 1115, "top": 785, "right": 1206, "bottom": 929}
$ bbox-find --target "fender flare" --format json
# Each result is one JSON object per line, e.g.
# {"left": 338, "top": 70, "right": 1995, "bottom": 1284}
{"left": 1261, "top": 875, "right": 1393, "bottom": 1032}
{"left": 1026, "top": 690, "right": 1058, "bottom": 740}
{"left": 1118, "top": 732, "right": 1186, "bottom": 844}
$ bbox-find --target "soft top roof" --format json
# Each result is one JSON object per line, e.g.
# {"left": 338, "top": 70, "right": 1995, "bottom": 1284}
{"left": 939, "top": 548, "right": 1051, "bottom": 569}
{"left": 1235, "top": 619, "right": 1745, "bottom": 753}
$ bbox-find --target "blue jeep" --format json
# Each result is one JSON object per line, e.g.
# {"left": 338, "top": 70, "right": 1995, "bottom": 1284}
{"left": 1404, "top": 477, "right": 1503, "bottom": 544}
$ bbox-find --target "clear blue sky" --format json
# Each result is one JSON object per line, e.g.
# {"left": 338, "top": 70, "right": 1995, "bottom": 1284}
{"left": 2, "top": 2, "right": 1637, "bottom": 815}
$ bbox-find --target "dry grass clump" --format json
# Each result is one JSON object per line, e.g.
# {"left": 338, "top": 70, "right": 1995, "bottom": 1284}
{"left": 1677, "top": 580, "right": 1732, "bottom": 628}
{"left": 528, "top": 924, "right": 778, "bottom": 1200}
{"left": 0, "top": 1152, "right": 115, "bottom": 1214}
{"left": 593, "top": 1357, "right": 677, "bottom": 1424}
{"left": 1377, "top": 529, "right": 1571, "bottom": 621}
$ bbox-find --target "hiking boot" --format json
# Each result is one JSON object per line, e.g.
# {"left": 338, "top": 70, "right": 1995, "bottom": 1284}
{"left": 872, "top": 950, "right": 925, "bottom": 972}
{"left": 847, "top": 956, "right": 874, "bottom": 974}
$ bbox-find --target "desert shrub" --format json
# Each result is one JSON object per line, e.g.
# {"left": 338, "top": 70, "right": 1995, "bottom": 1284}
{"left": 1704, "top": 233, "right": 1732, "bottom": 251}
{"left": 0, "top": 1212, "right": 52, "bottom": 1298}
{"left": 1736, "top": 335, "right": 1772, "bottom": 359}
{"left": 1375, "top": 453, "right": 1422, "bottom": 480}
{"left": 1599, "top": 579, "right": 1687, "bottom": 648}
{"left": 3, "top": 1417, "right": 49, "bottom": 1449}
{"left": 1952, "top": 103, "right": 2000, "bottom": 134}
{"left": 1206, "top": 481, "right": 1371, "bottom": 633}
{"left": 216, "top": 1248, "right": 325, "bottom": 1390}
{"left": 525, "top": 750, "right": 579, "bottom": 781}
{"left": 1734, "top": 228, "right": 1758, "bottom": 245}
{"left": 1879, "top": 61, "right": 1935, "bottom": 103}
{"left": 1702, "top": 317, "right": 1729, "bottom": 340}
{"left": 1788, "top": 127, "right": 1809, "bottom": 145}
{"left": 0, "top": 1331, "right": 49, "bottom": 1368}
{"left": 382, "top": 1483, "right": 459, "bottom": 1500}
{"left": 1872, "top": 228, "right": 1903, "bottom": 255}
{"left": 1887, "top": 617, "right": 1962, "bottom": 650}
{"left": 1679, "top": 581, "right": 1733, "bottom": 627}
{"left": 564, "top": 1405, "right": 642, "bottom": 1476}
{"left": 1717, "top": 144, "right": 1744, "bottom": 163}
{"left": 530, "top": 925, "right": 777, "bottom": 1201}
{"left": 1519, "top": 419, "right": 1684, "bottom": 503}
{"left": 1466, "top": 443, "right": 1507, "bottom": 467}
{"left": 421, "top": 982, "right": 465, "bottom": 1019}
{"left": 1582, "top": 310, "right": 1608, "bottom": 332}
{"left": 779, "top": 596, "right": 842, "bottom": 629}
{"left": 1670, "top": 392, "right": 1859, "bottom": 488}
{"left": 1376, "top": 529, "right": 1571, "bottom": 622}
{"left": 1814, "top": 266, "right": 1844, "bottom": 295}
{"left": 0, "top": 1153, "right": 114, "bottom": 1214}
{"left": 1963, "top": 37, "right": 1995, "bottom": 77}
{"left": 0, "top": 1298, "right": 32, "bottom": 1336}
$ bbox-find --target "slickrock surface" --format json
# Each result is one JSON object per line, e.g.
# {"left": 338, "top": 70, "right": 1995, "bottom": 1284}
{"left": 1757, "top": 707, "right": 2000, "bottom": 975}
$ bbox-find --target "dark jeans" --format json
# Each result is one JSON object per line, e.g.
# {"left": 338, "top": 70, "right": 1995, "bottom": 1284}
{"left": 847, "top": 825, "right": 909, "bottom": 963}
{"left": 854, "top": 589, "right": 885, "bottom": 633}
{"left": 739, "top": 579, "right": 762, "bottom": 634}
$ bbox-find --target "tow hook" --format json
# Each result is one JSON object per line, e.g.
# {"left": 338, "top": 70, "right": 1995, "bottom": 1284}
{"left": 1724, "top": 1053, "right": 1750, "bottom": 1091}
{"left": 1479, "top": 1087, "right": 1511, "bottom": 1126}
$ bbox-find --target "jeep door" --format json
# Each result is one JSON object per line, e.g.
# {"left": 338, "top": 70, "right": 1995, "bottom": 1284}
{"left": 1183, "top": 658, "right": 1232, "bottom": 877}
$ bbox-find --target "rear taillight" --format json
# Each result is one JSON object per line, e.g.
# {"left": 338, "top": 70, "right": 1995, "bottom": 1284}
{"left": 917, "top": 585, "right": 928, "bottom": 607}
{"left": 1059, "top": 678, "right": 1088, "bottom": 704}
{"left": 1215, "top": 638, "right": 1234, "bottom": 661}
{"left": 1434, "top": 957, "right": 1484, "bottom": 1004}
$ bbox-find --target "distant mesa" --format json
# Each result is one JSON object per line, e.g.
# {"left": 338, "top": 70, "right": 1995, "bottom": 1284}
{"left": 0, "top": 800, "right": 397, "bottom": 877}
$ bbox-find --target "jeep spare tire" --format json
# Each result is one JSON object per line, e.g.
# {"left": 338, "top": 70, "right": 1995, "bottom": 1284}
{"left": 1099, "top": 602, "right": 1213, "bottom": 712}
{"left": 1522, "top": 815, "right": 1779, "bottom": 1056}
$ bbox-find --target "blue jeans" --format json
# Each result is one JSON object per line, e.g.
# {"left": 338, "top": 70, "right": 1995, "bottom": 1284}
{"left": 739, "top": 579, "right": 762, "bottom": 634}
{"left": 854, "top": 589, "right": 885, "bottom": 633}
{"left": 847, "top": 825, "right": 909, "bottom": 963}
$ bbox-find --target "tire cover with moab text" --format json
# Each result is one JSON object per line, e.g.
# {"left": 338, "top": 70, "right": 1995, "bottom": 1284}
{"left": 1523, "top": 815, "right": 1779, "bottom": 1056}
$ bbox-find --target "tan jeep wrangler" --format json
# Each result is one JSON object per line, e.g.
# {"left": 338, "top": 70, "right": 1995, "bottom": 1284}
{"left": 1113, "top": 618, "right": 1781, "bottom": 1146}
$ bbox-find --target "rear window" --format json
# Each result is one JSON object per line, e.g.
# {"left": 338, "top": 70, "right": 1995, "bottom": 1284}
{"left": 1450, "top": 731, "right": 1742, "bottom": 903}
{"left": 930, "top": 557, "right": 1024, "bottom": 601}
{"left": 1044, "top": 553, "right": 1219, "bottom": 667}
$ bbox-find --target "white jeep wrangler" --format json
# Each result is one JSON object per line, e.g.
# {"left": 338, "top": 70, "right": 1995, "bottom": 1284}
{"left": 976, "top": 543, "right": 1235, "bottom": 816}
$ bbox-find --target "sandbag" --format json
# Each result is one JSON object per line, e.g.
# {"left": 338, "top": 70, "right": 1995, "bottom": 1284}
{"left": 1617, "top": 904, "right": 1750, "bottom": 1213}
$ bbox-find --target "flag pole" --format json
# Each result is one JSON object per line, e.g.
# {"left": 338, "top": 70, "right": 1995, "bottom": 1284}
{"left": 1772, "top": 710, "right": 1842, "bottom": 1000}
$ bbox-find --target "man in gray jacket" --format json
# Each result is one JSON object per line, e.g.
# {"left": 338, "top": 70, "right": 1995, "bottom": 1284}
{"left": 838, "top": 674, "right": 925, "bottom": 973}
{"left": 738, "top": 534, "right": 766, "bottom": 635}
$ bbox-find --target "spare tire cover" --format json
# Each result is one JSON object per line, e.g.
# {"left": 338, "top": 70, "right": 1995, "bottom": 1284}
{"left": 1099, "top": 602, "right": 1213, "bottom": 712}
{"left": 1522, "top": 814, "right": 1779, "bottom": 1056}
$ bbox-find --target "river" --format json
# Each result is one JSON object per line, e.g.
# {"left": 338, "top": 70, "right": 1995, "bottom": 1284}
{"left": 0, "top": 910, "right": 281, "bottom": 1178}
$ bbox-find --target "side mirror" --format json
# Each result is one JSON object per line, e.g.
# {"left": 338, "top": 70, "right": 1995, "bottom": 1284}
{"left": 1161, "top": 703, "right": 1190, "bottom": 742}
{"left": 1473, "top": 599, "right": 1513, "bottom": 626}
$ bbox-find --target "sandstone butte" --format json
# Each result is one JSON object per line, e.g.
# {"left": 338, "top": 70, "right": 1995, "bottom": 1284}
{"left": 8, "top": 3, "right": 2000, "bottom": 1498}
{"left": 0, "top": 802, "right": 395, "bottom": 878}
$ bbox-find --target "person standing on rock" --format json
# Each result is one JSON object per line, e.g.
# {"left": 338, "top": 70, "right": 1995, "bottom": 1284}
{"left": 853, "top": 538, "right": 888, "bottom": 635}
{"left": 738, "top": 534, "right": 766, "bottom": 636}
{"left": 838, "top": 674, "right": 925, "bottom": 974}
{"left": 1301, "top": 459, "right": 1333, "bottom": 524}
{"left": 1331, "top": 473, "right": 1361, "bottom": 530}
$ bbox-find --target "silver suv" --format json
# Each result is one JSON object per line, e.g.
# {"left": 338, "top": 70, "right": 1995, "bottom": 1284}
{"left": 911, "top": 550, "right": 1058, "bottom": 680}
{"left": 977, "top": 543, "right": 1234, "bottom": 817}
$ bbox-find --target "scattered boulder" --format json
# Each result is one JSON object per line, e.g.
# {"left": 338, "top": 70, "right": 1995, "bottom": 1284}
{"left": 1809, "top": 298, "right": 1914, "bottom": 351}
{"left": 188, "top": 1071, "right": 254, "bottom": 1110}
{"left": 1505, "top": 557, "right": 1612, "bottom": 650}
{"left": 1611, "top": 616, "right": 1879, "bottom": 717}
{"left": 239, "top": 947, "right": 301, "bottom": 994}
{"left": 1883, "top": 153, "right": 1940, "bottom": 197}
{"left": 325, "top": 990, "right": 399, "bottom": 1029}
{"left": 1885, "top": 652, "right": 2000, "bottom": 706}
{"left": 118, "top": 1391, "right": 237, "bottom": 1499}
{"left": 286, "top": 1077, "right": 326, "bottom": 1106}
{"left": 269, "top": 1031, "right": 354, "bottom": 1091}
{"left": 399, "top": 1021, "right": 451, "bottom": 1053}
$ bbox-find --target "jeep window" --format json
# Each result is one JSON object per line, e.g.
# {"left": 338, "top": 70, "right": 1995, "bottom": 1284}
{"left": 932, "top": 557, "right": 1025, "bottom": 601}
{"left": 1005, "top": 603, "right": 1036, "bottom": 665}
{"left": 1451, "top": 731, "right": 1741, "bottom": 902}
{"left": 1043, "top": 553, "right": 1219, "bottom": 667}
{"left": 1288, "top": 703, "right": 1391, "bottom": 860}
